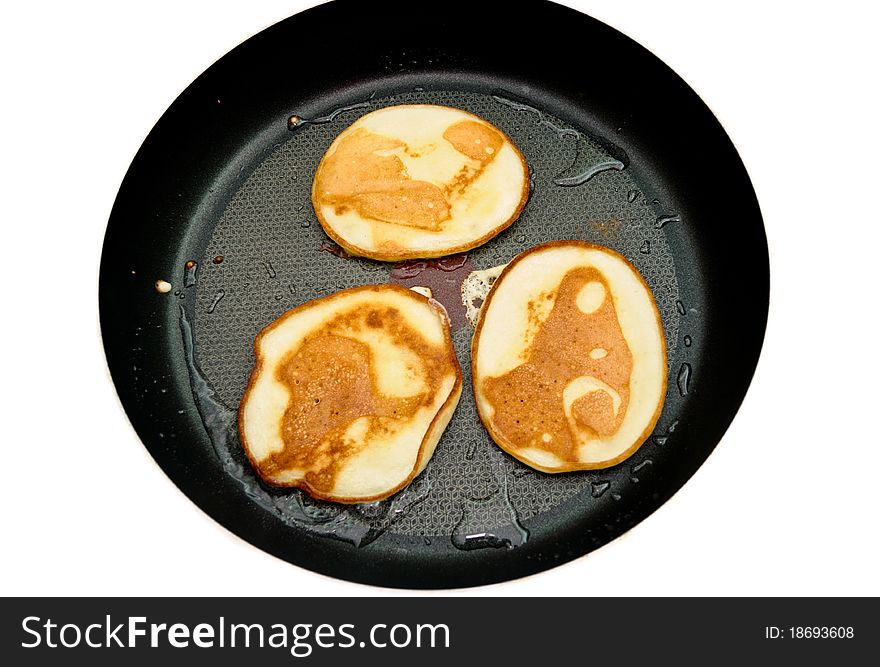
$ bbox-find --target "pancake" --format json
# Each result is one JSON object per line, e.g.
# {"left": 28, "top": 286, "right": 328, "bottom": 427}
{"left": 312, "top": 105, "right": 529, "bottom": 261}
{"left": 472, "top": 241, "right": 667, "bottom": 472}
{"left": 239, "top": 284, "right": 462, "bottom": 502}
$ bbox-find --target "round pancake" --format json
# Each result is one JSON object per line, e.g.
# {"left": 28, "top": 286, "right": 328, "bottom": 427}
{"left": 312, "top": 104, "right": 529, "bottom": 261}
{"left": 472, "top": 241, "right": 667, "bottom": 472}
{"left": 239, "top": 284, "right": 462, "bottom": 502}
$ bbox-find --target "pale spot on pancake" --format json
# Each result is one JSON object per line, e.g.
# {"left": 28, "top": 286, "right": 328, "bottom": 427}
{"left": 590, "top": 347, "right": 608, "bottom": 359}
{"left": 576, "top": 281, "right": 606, "bottom": 314}
{"left": 542, "top": 433, "right": 552, "bottom": 443}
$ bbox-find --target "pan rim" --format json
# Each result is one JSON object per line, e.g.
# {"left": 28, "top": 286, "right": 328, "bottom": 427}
{"left": 98, "top": 0, "right": 769, "bottom": 589}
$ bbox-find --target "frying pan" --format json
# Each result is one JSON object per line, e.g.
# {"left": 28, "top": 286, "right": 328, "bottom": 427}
{"left": 99, "top": 0, "right": 768, "bottom": 588}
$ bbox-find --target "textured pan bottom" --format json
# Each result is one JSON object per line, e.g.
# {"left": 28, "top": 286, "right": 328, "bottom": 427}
{"left": 190, "top": 90, "right": 683, "bottom": 542}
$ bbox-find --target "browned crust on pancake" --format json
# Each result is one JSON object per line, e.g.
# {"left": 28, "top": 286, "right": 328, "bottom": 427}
{"left": 471, "top": 240, "right": 668, "bottom": 473}
{"left": 311, "top": 105, "right": 530, "bottom": 262}
{"left": 239, "top": 283, "right": 463, "bottom": 502}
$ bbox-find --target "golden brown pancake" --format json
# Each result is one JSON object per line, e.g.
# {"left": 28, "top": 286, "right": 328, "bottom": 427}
{"left": 239, "top": 285, "right": 462, "bottom": 502}
{"left": 471, "top": 241, "right": 667, "bottom": 472}
{"left": 312, "top": 105, "right": 529, "bottom": 261}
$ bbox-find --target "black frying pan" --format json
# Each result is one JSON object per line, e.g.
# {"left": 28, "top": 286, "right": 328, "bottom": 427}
{"left": 99, "top": 0, "right": 768, "bottom": 588}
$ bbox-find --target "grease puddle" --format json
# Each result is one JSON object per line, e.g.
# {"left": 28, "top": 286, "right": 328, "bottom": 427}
{"left": 389, "top": 254, "right": 474, "bottom": 330}
{"left": 287, "top": 95, "right": 376, "bottom": 131}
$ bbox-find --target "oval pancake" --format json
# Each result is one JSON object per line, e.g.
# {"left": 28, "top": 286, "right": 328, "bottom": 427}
{"left": 472, "top": 241, "right": 667, "bottom": 472}
{"left": 312, "top": 105, "right": 529, "bottom": 261}
{"left": 239, "top": 284, "right": 462, "bottom": 502}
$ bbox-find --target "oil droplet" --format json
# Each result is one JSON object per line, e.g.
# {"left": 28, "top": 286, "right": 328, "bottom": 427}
{"left": 684, "top": 335, "right": 692, "bottom": 347}
{"left": 451, "top": 455, "right": 528, "bottom": 551}
{"left": 639, "top": 240, "right": 651, "bottom": 254}
{"left": 676, "top": 300, "right": 686, "bottom": 315}
{"left": 319, "top": 240, "right": 351, "bottom": 259}
{"left": 591, "top": 481, "right": 611, "bottom": 498}
{"left": 451, "top": 530, "right": 521, "bottom": 550}
{"left": 390, "top": 261, "right": 427, "bottom": 280}
{"left": 668, "top": 419, "right": 679, "bottom": 433}
{"left": 515, "top": 234, "right": 526, "bottom": 243}
{"left": 653, "top": 435, "right": 668, "bottom": 446}
{"left": 207, "top": 290, "right": 225, "bottom": 314}
{"left": 465, "top": 440, "right": 479, "bottom": 460}
{"left": 155, "top": 279, "right": 172, "bottom": 294}
{"left": 390, "top": 254, "right": 468, "bottom": 279}
{"left": 213, "top": 255, "right": 224, "bottom": 265}
{"left": 627, "top": 190, "right": 640, "bottom": 203}
{"left": 612, "top": 493, "right": 622, "bottom": 501}
{"left": 632, "top": 459, "right": 653, "bottom": 473}
{"left": 655, "top": 214, "right": 680, "bottom": 229}
{"left": 287, "top": 96, "right": 375, "bottom": 132}
{"left": 263, "top": 260, "right": 277, "bottom": 279}
{"left": 554, "top": 158, "right": 624, "bottom": 187}
{"left": 183, "top": 260, "right": 198, "bottom": 287}
{"left": 423, "top": 536, "right": 431, "bottom": 546}
{"left": 677, "top": 363, "right": 692, "bottom": 396}
{"left": 492, "top": 93, "right": 625, "bottom": 187}
{"left": 300, "top": 219, "right": 311, "bottom": 228}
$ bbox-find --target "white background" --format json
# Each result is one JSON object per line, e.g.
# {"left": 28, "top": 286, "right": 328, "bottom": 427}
{"left": 2, "top": 0, "right": 878, "bottom": 596}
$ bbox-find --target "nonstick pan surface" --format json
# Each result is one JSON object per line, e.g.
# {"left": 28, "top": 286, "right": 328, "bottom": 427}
{"left": 100, "top": 0, "right": 768, "bottom": 588}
